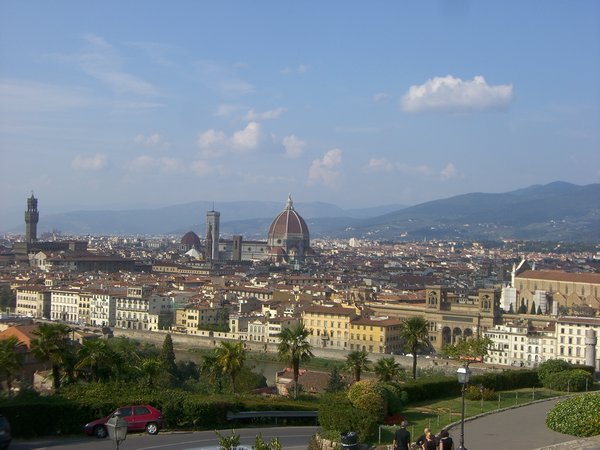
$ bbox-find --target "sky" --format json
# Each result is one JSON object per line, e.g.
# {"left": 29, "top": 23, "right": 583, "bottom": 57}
{"left": 1, "top": 1, "right": 599, "bottom": 230}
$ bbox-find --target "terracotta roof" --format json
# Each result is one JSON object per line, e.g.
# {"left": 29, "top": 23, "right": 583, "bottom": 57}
{"left": 268, "top": 196, "right": 309, "bottom": 237}
{"left": 303, "top": 305, "right": 357, "bottom": 316}
{"left": 517, "top": 270, "right": 600, "bottom": 284}
{"left": 557, "top": 316, "right": 600, "bottom": 326}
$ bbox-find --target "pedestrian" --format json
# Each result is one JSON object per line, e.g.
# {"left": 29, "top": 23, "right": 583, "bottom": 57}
{"left": 438, "top": 429, "right": 454, "bottom": 450}
{"left": 422, "top": 432, "right": 436, "bottom": 450}
{"left": 415, "top": 427, "right": 430, "bottom": 448}
{"left": 393, "top": 420, "right": 411, "bottom": 450}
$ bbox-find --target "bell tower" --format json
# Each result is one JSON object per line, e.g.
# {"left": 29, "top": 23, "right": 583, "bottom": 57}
{"left": 25, "top": 193, "right": 39, "bottom": 243}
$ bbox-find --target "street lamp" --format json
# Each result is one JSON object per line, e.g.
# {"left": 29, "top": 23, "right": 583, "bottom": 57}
{"left": 106, "top": 411, "right": 128, "bottom": 450}
{"left": 456, "top": 366, "right": 471, "bottom": 450}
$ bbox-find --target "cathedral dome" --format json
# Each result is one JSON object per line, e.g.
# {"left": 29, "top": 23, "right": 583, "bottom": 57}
{"left": 181, "top": 231, "right": 201, "bottom": 250}
{"left": 267, "top": 195, "right": 310, "bottom": 262}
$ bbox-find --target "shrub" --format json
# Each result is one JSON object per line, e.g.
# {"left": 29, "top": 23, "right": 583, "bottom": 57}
{"left": 401, "top": 376, "right": 461, "bottom": 402}
{"left": 470, "top": 370, "right": 539, "bottom": 391}
{"left": 542, "top": 369, "right": 593, "bottom": 392}
{"left": 464, "top": 385, "right": 496, "bottom": 401}
{"left": 546, "top": 393, "right": 600, "bottom": 437}
{"left": 318, "top": 393, "right": 379, "bottom": 441}
{"left": 347, "top": 379, "right": 387, "bottom": 421}
{"left": 381, "top": 382, "right": 407, "bottom": 415}
{"left": 537, "top": 359, "right": 571, "bottom": 384}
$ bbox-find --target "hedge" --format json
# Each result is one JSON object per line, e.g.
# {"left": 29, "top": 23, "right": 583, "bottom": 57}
{"left": 318, "top": 393, "right": 379, "bottom": 441}
{"left": 542, "top": 369, "right": 593, "bottom": 392}
{"left": 546, "top": 393, "right": 600, "bottom": 437}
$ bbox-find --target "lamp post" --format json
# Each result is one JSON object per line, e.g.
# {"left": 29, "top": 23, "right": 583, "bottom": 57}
{"left": 456, "top": 366, "right": 471, "bottom": 450}
{"left": 106, "top": 411, "right": 128, "bottom": 450}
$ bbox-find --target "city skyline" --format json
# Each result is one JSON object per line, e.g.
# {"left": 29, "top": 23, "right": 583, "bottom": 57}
{"left": 1, "top": 1, "right": 599, "bottom": 230}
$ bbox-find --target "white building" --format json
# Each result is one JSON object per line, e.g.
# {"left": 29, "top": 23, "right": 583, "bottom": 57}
{"left": 50, "top": 289, "right": 81, "bottom": 323}
{"left": 90, "top": 290, "right": 115, "bottom": 328}
{"left": 556, "top": 317, "right": 600, "bottom": 368}
{"left": 484, "top": 322, "right": 556, "bottom": 368}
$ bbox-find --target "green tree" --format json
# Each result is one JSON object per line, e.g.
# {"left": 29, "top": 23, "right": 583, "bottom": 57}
{"left": 442, "top": 336, "right": 493, "bottom": 367}
{"left": 530, "top": 300, "right": 537, "bottom": 315}
{"left": 345, "top": 350, "right": 371, "bottom": 382}
{"left": 76, "top": 338, "right": 113, "bottom": 382}
{"left": 138, "top": 357, "right": 163, "bottom": 388}
{"left": 0, "top": 336, "right": 23, "bottom": 397}
{"left": 518, "top": 299, "right": 528, "bottom": 314}
{"left": 399, "top": 316, "right": 430, "bottom": 379}
{"left": 325, "top": 366, "right": 346, "bottom": 393}
{"left": 30, "top": 323, "right": 72, "bottom": 389}
{"left": 277, "top": 323, "right": 314, "bottom": 399}
{"left": 214, "top": 341, "right": 246, "bottom": 394}
{"left": 373, "top": 356, "right": 403, "bottom": 382}
{"left": 161, "top": 334, "right": 179, "bottom": 379}
{"left": 201, "top": 353, "right": 224, "bottom": 393}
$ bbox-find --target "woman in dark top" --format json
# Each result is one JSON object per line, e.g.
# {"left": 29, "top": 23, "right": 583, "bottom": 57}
{"left": 422, "top": 431, "right": 437, "bottom": 450}
{"left": 438, "top": 429, "right": 454, "bottom": 450}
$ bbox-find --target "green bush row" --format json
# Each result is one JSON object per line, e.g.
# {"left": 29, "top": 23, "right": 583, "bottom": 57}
{"left": 0, "top": 383, "right": 319, "bottom": 438}
{"left": 542, "top": 369, "right": 593, "bottom": 392}
{"left": 546, "top": 393, "right": 600, "bottom": 437}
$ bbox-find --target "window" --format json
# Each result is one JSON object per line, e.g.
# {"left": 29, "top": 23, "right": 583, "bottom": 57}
{"left": 118, "top": 407, "right": 133, "bottom": 417}
{"left": 134, "top": 406, "right": 150, "bottom": 416}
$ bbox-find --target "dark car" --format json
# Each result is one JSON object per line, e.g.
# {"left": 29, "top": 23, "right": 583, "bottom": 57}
{"left": 0, "top": 414, "right": 11, "bottom": 450}
{"left": 83, "top": 405, "right": 163, "bottom": 438}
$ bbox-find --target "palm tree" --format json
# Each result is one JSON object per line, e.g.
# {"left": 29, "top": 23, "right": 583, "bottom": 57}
{"left": 214, "top": 341, "right": 246, "bottom": 394}
{"left": 277, "top": 323, "right": 313, "bottom": 399}
{"left": 399, "top": 316, "right": 430, "bottom": 379}
{"left": 0, "top": 336, "right": 24, "bottom": 397}
{"left": 201, "top": 353, "right": 224, "bottom": 393}
{"left": 30, "top": 323, "right": 72, "bottom": 389}
{"left": 138, "top": 357, "right": 163, "bottom": 388}
{"left": 374, "top": 356, "right": 403, "bottom": 382}
{"left": 76, "top": 338, "right": 112, "bottom": 382}
{"left": 345, "top": 350, "right": 370, "bottom": 382}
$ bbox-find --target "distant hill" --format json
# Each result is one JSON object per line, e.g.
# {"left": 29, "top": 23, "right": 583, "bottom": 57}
{"left": 10, "top": 200, "right": 404, "bottom": 237}
{"left": 341, "top": 182, "right": 600, "bottom": 242}
{"left": 6, "top": 182, "right": 599, "bottom": 242}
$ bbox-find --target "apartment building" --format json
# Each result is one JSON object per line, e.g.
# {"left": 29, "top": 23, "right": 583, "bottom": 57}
{"left": 50, "top": 288, "right": 81, "bottom": 322}
{"left": 348, "top": 316, "right": 402, "bottom": 354}
{"left": 15, "top": 286, "right": 51, "bottom": 319}
{"left": 484, "top": 322, "right": 556, "bottom": 367}
{"left": 89, "top": 290, "right": 115, "bottom": 327}
{"left": 556, "top": 316, "right": 600, "bottom": 366}
{"left": 302, "top": 304, "right": 359, "bottom": 349}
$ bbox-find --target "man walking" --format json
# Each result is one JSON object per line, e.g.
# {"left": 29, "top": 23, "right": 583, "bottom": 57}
{"left": 393, "top": 420, "right": 411, "bottom": 450}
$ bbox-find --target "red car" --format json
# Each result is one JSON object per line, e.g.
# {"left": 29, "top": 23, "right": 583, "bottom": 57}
{"left": 84, "top": 405, "right": 163, "bottom": 438}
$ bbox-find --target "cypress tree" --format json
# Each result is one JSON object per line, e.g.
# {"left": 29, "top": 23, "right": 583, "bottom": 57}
{"left": 530, "top": 301, "right": 537, "bottom": 315}
{"left": 161, "top": 333, "right": 178, "bottom": 378}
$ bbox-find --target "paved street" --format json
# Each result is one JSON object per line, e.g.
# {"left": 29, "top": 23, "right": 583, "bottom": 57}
{"left": 448, "top": 398, "right": 576, "bottom": 450}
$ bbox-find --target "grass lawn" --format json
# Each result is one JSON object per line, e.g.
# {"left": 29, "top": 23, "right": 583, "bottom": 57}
{"left": 379, "top": 387, "right": 565, "bottom": 444}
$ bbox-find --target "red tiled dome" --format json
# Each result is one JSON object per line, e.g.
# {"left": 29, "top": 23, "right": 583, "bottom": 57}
{"left": 181, "top": 231, "right": 201, "bottom": 249}
{"left": 267, "top": 195, "right": 310, "bottom": 262}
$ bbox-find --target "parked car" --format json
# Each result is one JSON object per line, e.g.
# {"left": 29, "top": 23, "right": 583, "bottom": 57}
{"left": 83, "top": 405, "right": 163, "bottom": 438}
{"left": 0, "top": 414, "right": 11, "bottom": 450}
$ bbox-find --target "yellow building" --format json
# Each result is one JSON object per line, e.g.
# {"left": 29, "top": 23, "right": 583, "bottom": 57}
{"left": 15, "top": 286, "right": 51, "bottom": 319}
{"left": 174, "top": 302, "right": 228, "bottom": 334}
{"left": 302, "top": 304, "right": 358, "bottom": 349}
{"left": 349, "top": 316, "right": 403, "bottom": 354}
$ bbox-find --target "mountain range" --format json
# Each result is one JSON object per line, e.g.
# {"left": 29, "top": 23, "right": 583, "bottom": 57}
{"left": 7, "top": 182, "right": 600, "bottom": 242}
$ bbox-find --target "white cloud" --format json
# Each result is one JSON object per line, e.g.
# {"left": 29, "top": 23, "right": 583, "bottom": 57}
{"left": 0, "top": 79, "right": 94, "bottom": 112}
{"left": 134, "top": 133, "right": 163, "bottom": 146}
{"left": 282, "top": 135, "right": 306, "bottom": 158}
{"left": 401, "top": 75, "right": 513, "bottom": 112}
{"left": 244, "top": 107, "right": 287, "bottom": 121}
{"left": 195, "top": 60, "right": 254, "bottom": 95}
{"left": 214, "top": 104, "right": 244, "bottom": 117}
{"left": 373, "top": 92, "right": 391, "bottom": 103}
{"left": 308, "top": 148, "right": 342, "bottom": 186}
{"left": 231, "top": 122, "right": 261, "bottom": 151}
{"left": 129, "top": 155, "right": 184, "bottom": 173}
{"left": 77, "top": 33, "right": 159, "bottom": 97}
{"left": 367, "top": 158, "right": 459, "bottom": 180}
{"left": 440, "top": 162, "right": 459, "bottom": 180}
{"left": 71, "top": 153, "right": 108, "bottom": 171}
{"left": 281, "top": 64, "right": 309, "bottom": 75}
{"left": 197, "top": 122, "right": 262, "bottom": 158}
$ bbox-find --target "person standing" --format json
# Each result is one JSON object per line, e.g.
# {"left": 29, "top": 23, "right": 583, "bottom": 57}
{"left": 422, "top": 432, "right": 436, "bottom": 450}
{"left": 438, "top": 429, "right": 454, "bottom": 450}
{"left": 415, "top": 427, "right": 430, "bottom": 448}
{"left": 393, "top": 421, "right": 411, "bottom": 450}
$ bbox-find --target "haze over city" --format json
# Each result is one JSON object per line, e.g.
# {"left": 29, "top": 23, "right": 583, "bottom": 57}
{"left": 1, "top": 1, "right": 599, "bottom": 231}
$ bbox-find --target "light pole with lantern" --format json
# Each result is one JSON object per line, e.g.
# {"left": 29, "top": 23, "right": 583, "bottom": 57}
{"left": 106, "top": 411, "right": 128, "bottom": 450}
{"left": 456, "top": 366, "right": 471, "bottom": 450}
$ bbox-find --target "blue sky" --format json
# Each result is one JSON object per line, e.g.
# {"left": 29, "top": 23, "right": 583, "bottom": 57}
{"left": 1, "top": 1, "right": 599, "bottom": 230}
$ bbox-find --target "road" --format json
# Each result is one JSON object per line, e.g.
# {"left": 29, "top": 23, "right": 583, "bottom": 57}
{"left": 10, "top": 426, "right": 319, "bottom": 450}
{"left": 449, "top": 398, "right": 576, "bottom": 450}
